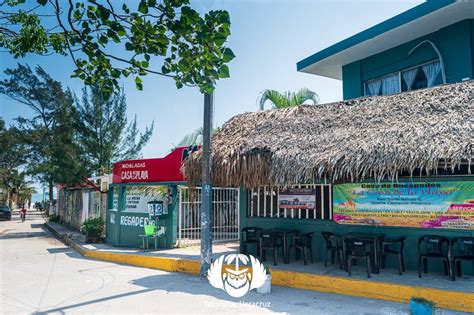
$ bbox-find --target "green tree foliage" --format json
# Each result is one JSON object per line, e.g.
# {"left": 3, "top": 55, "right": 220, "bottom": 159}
{"left": 1, "top": 64, "right": 154, "bottom": 184}
{"left": 76, "top": 86, "right": 154, "bottom": 175}
{"left": 258, "top": 88, "right": 320, "bottom": 110}
{"left": 0, "top": 0, "right": 235, "bottom": 97}
{"left": 1, "top": 0, "right": 233, "bottom": 266}
{"left": 0, "top": 118, "right": 33, "bottom": 206}
{"left": 3, "top": 169, "right": 36, "bottom": 207}
{"left": 0, "top": 64, "right": 83, "bottom": 205}
{"left": 50, "top": 95, "right": 86, "bottom": 185}
{"left": 0, "top": 118, "right": 28, "bottom": 177}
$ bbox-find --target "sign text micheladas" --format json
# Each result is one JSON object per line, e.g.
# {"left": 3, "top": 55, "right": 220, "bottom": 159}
{"left": 112, "top": 147, "right": 193, "bottom": 184}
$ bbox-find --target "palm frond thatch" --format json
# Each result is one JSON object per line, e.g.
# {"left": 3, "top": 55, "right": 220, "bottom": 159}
{"left": 184, "top": 81, "right": 474, "bottom": 188}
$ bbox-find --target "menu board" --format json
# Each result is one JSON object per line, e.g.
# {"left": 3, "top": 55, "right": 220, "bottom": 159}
{"left": 278, "top": 188, "right": 316, "bottom": 210}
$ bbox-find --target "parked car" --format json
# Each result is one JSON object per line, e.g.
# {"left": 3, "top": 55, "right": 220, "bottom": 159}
{"left": 0, "top": 205, "right": 12, "bottom": 220}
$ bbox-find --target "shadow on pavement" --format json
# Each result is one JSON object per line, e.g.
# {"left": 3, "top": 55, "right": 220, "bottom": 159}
{"left": 33, "top": 272, "right": 419, "bottom": 315}
{"left": 0, "top": 231, "right": 48, "bottom": 240}
{"left": 33, "top": 287, "right": 156, "bottom": 314}
{"left": 34, "top": 272, "right": 275, "bottom": 314}
{"left": 47, "top": 247, "right": 74, "bottom": 254}
{"left": 31, "top": 223, "right": 46, "bottom": 228}
{"left": 0, "top": 221, "right": 53, "bottom": 242}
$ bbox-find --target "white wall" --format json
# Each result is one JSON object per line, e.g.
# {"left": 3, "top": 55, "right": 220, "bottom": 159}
{"left": 81, "top": 192, "right": 89, "bottom": 223}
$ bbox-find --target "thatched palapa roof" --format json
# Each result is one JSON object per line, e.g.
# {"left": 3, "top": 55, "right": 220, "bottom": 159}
{"left": 184, "top": 81, "right": 474, "bottom": 188}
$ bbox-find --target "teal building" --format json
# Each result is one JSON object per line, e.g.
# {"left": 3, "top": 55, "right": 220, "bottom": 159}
{"left": 232, "top": 0, "right": 474, "bottom": 274}
{"left": 105, "top": 147, "right": 189, "bottom": 249}
{"left": 297, "top": 0, "right": 474, "bottom": 100}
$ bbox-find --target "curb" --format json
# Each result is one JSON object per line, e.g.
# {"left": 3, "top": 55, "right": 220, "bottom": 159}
{"left": 44, "top": 222, "right": 87, "bottom": 256}
{"left": 44, "top": 223, "right": 473, "bottom": 313}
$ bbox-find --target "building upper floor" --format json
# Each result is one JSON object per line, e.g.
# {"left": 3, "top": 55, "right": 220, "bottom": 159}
{"left": 297, "top": 0, "right": 474, "bottom": 100}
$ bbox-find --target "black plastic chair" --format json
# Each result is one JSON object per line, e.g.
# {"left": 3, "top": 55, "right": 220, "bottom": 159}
{"left": 345, "top": 238, "right": 374, "bottom": 278}
{"left": 259, "top": 232, "right": 283, "bottom": 266}
{"left": 241, "top": 227, "right": 262, "bottom": 256}
{"left": 417, "top": 235, "right": 450, "bottom": 278}
{"left": 322, "top": 232, "right": 343, "bottom": 269}
{"left": 289, "top": 232, "right": 314, "bottom": 265}
{"left": 449, "top": 237, "right": 474, "bottom": 281}
{"left": 380, "top": 236, "right": 406, "bottom": 275}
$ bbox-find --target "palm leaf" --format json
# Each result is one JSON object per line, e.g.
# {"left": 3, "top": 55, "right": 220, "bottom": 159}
{"left": 172, "top": 127, "right": 219, "bottom": 151}
{"left": 291, "top": 88, "right": 320, "bottom": 106}
{"left": 258, "top": 90, "right": 288, "bottom": 110}
{"left": 258, "top": 88, "right": 320, "bottom": 110}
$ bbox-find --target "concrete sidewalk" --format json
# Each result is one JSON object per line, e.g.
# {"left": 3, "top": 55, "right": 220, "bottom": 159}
{"left": 11, "top": 210, "right": 46, "bottom": 216}
{"left": 4, "top": 217, "right": 439, "bottom": 315}
{"left": 44, "top": 221, "right": 474, "bottom": 313}
{"left": 45, "top": 221, "right": 239, "bottom": 259}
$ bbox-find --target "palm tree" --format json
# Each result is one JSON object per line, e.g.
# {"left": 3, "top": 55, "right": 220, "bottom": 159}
{"left": 177, "top": 127, "right": 205, "bottom": 148}
{"left": 173, "top": 127, "right": 219, "bottom": 150}
{"left": 4, "top": 170, "right": 36, "bottom": 208}
{"left": 258, "top": 88, "right": 320, "bottom": 110}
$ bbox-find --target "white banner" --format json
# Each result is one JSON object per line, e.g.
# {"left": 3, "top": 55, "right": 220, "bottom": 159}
{"left": 124, "top": 187, "right": 168, "bottom": 214}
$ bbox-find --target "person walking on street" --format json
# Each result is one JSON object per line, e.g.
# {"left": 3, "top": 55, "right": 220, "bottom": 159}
{"left": 20, "top": 206, "right": 27, "bottom": 222}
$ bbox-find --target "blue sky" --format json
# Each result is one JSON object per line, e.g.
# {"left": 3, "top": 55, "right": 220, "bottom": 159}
{"left": 1, "top": 0, "right": 421, "bottom": 161}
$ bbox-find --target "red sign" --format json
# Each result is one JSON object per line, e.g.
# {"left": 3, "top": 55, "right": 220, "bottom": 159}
{"left": 112, "top": 147, "right": 197, "bottom": 184}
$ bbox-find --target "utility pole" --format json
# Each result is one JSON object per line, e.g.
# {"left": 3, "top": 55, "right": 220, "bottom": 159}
{"left": 200, "top": 92, "right": 214, "bottom": 277}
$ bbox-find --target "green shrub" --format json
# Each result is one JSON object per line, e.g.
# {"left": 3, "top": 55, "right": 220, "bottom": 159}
{"left": 48, "top": 214, "right": 60, "bottom": 222}
{"left": 81, "top": 217, "right": 104, "bottom": 236}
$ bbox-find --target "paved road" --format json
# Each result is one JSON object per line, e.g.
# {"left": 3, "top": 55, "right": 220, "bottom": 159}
{"left": 0, "top": 216, "right": 465, "bottom": 314}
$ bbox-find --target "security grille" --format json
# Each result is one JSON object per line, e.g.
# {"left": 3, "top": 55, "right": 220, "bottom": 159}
{"left": 247, "top": 184, "right": 332, "bottom": 220}
{"left": 178, "top": 186, "right": 240, "bottom": 246}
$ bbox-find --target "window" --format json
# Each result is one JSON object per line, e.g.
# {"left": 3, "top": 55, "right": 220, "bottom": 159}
{"left": 247, "top": 184, "right": 332, "bottom": 220}
{"left": 90, "top": 191, "right": 101, "bottom": 218}
{"left": 364, "top": 60, "right": 442, "bottom": 96}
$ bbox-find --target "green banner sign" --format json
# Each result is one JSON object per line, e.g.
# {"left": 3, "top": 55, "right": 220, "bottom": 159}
{"left": 333, "top": 181, "right": 474, "bottom": 229}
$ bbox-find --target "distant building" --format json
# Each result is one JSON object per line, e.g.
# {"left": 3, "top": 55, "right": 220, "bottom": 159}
{"left": 56, "top": 175, "right": 110, "bottom": 230}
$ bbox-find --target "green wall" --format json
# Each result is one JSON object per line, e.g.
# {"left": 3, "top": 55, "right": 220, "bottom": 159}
{"left": 106, "top": 183, "right": 182, "bottom": 249}
{"left": 239, "top": 178, "right": 474, "bottom": 275}
{"left": 342, "top": 19, "right": 474, "bottom": 99}
{"left": 341, "top": 61, "right": 362, "bottom": 100}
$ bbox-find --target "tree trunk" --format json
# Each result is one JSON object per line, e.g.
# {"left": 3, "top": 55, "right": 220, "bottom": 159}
{"left": 200, "top": 92, "right": 214, "bottom": 277}
{"left": 48, "top": 180, "right": 54, "bottom": 213}
{"left": 7, "top": 187, "right": 12, "bottom": 209}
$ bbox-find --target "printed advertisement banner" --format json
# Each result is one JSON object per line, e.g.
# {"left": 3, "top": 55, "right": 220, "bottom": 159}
{"left": 278, "top": 188, "right": 316, "bottom": 210}
{"left": 125, "top": 186, "right": 168, "bottom": 215}
{"left": 332, "top": 181, "right": 474, "bottom": 229}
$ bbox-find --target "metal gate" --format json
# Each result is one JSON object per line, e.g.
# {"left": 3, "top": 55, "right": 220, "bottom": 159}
{"left": 178, "top": 186, "right": 240, "bottom": 246}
